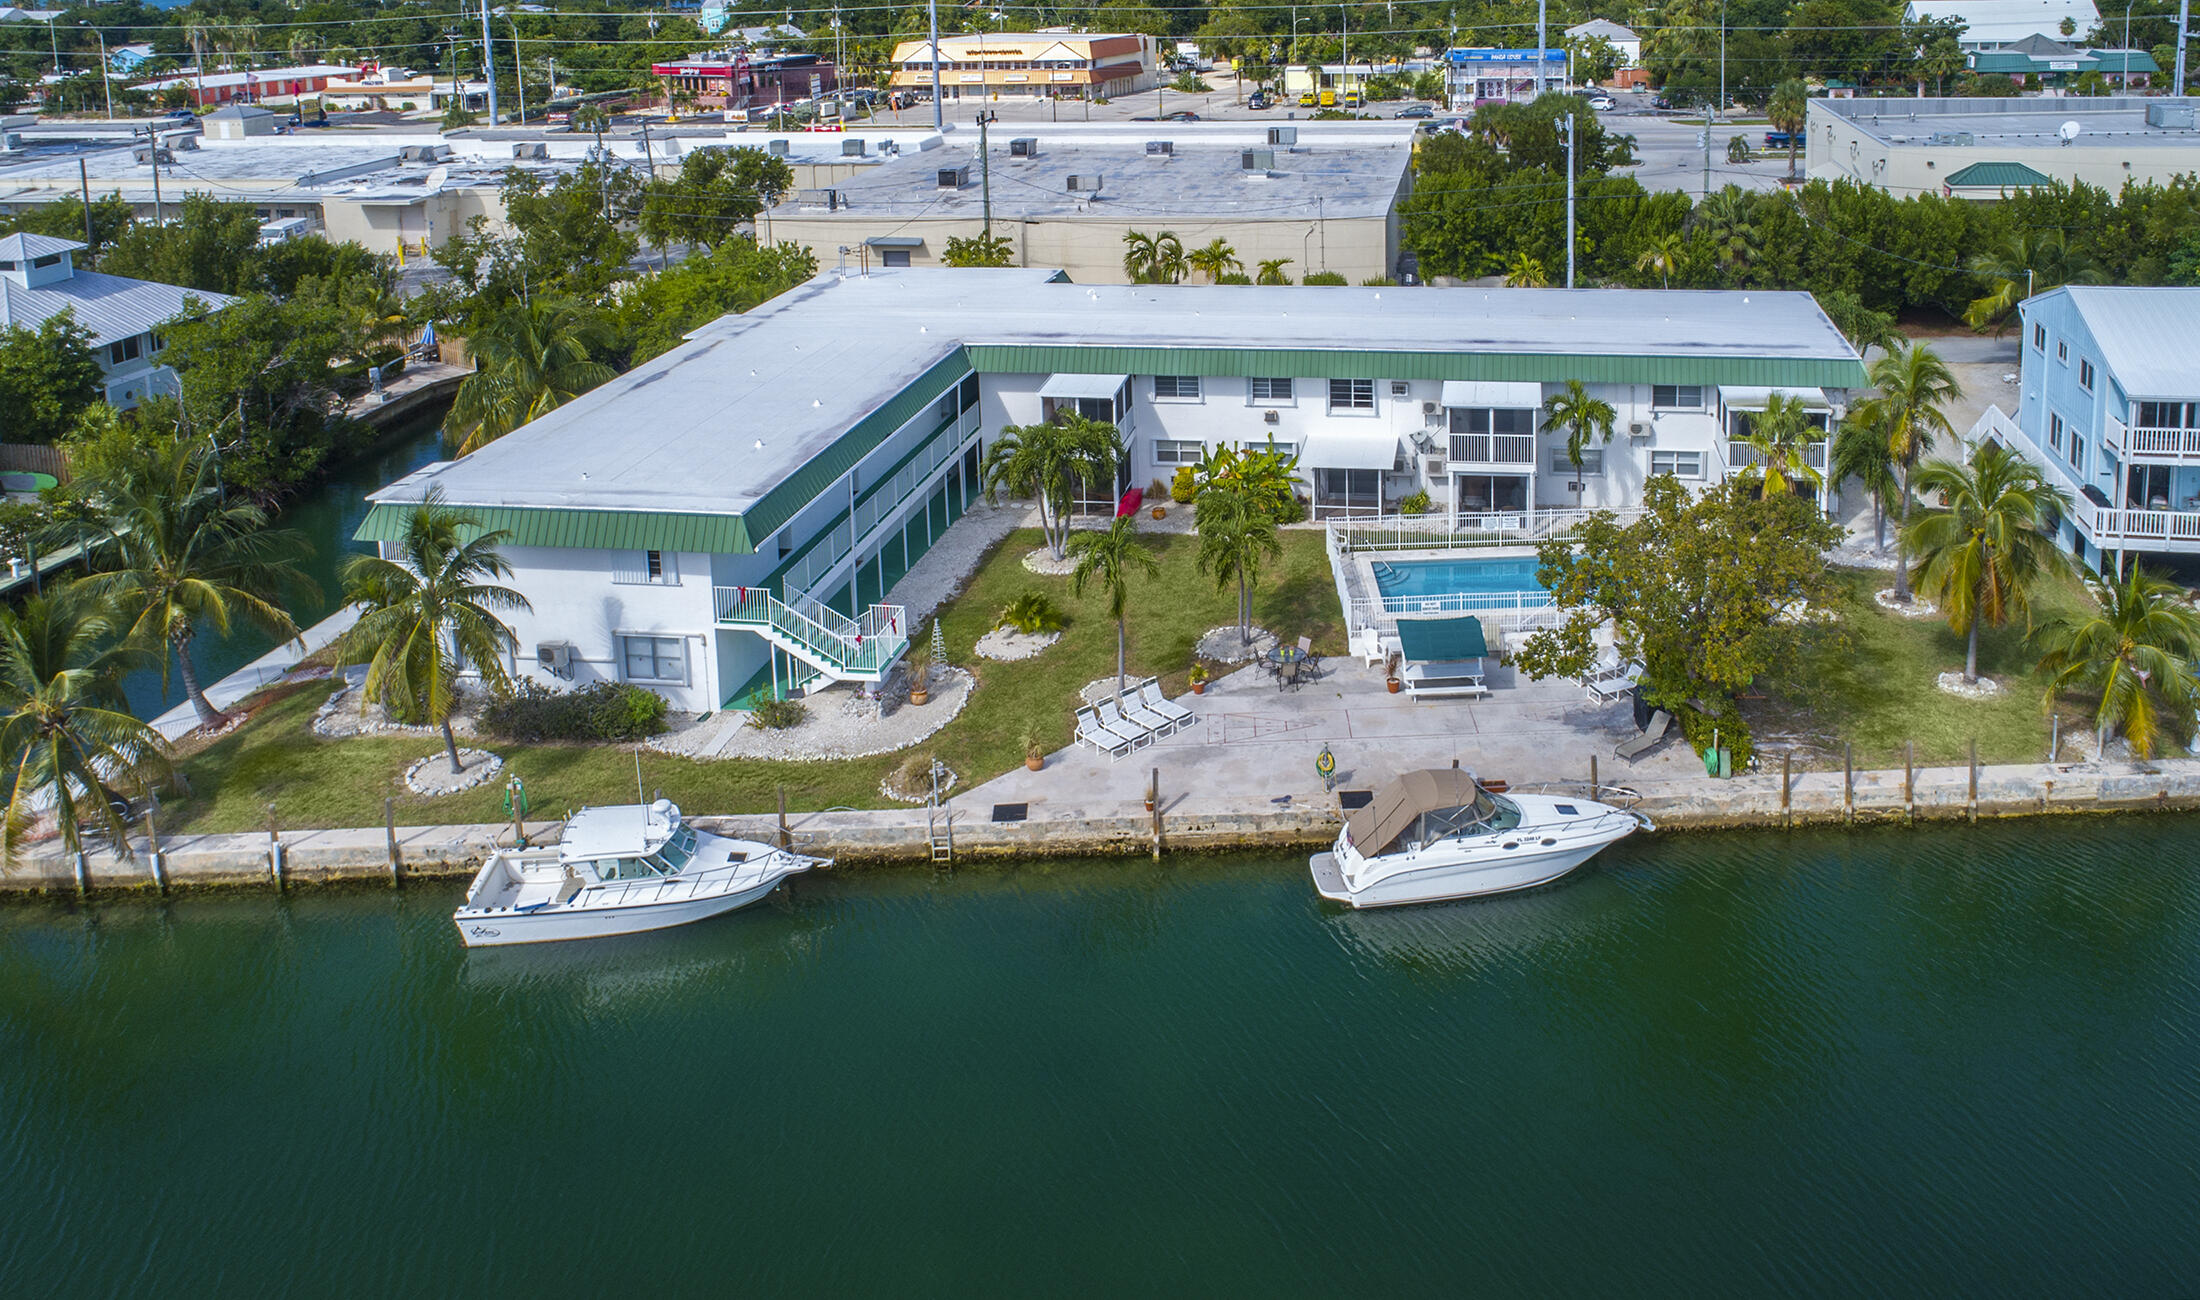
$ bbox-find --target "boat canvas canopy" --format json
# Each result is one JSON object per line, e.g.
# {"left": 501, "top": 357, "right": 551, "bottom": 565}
{"left": 1440, "top": 380, "right": 1543, "bottom": 408}
{"left": 1037, "top": 373, "right": 1129, "bottom": 400}
{"left": 1394, "top": 615, "right": 1489, "bottom": 663}
{"left": 1718, "top": 385, "right": 1828, "bottom": 410}
{"left": 1300, "top": 428, "right": 1401, "bottom": 470}
{"left": 1346, "top": 768, "right": 1486, "bottom": 856}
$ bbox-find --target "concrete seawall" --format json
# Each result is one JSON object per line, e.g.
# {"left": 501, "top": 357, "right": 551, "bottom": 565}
{"left": 8, "top": 755, "right": 2200, "bottom": 895}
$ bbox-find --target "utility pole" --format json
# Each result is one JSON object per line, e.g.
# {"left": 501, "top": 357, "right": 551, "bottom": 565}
{"left": 1563, "top": 112, "right": 1576, "bottom": 287}
{"left": 1702, "top": 97, "right": 1712, "bottom": 197}
{"left": 511, "top": 16, "right": 526, "bottom": 124}
{"left": 1719, "top": 0, "right": 1729, "bottom": 121}
{"left": 78, "top": 157, "right": 92, "bottom": 248}
{"left": 1536, "top": 0, "right": 1546, "bottom": 95}
{"left": 977, "top": 109, "right": 994, "bottom": 238}
{"left": 479, "top": 0, "right": 499, "bottom": 124}
{"left": 1342, "top": 2, "right": 1350, "bottom": 98}
{"left": 148, "top": 128, "right": 164, "bottom": 225}
{"left": 2178, "top": 0, "right": 2191, "bottom": 95}
{"left": 928, "top": 0, "right": 942, "bottom": 132}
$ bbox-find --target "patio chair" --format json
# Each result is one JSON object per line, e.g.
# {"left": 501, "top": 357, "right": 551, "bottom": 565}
{"left": 1119, "top": 689, "right": 1178, "bottom": 737}
{"left": 1096, "top": 699, "right": 1155, "bottom": 748}
{"left": 1276, "top": 657, "right": 1300, "bottom": 692}
{"left": 1075, "top": 711, "right": 1136, "bottom": 761}
{"left": 1615, "top": 709, "right": 1671, "bottom": 762}
{"left": 1296, "top": 636, "right": 1323, "bottom": 682}
{"left": 1582, "top": 654, "right": 1642, "bottom": 703}
{"left": 1140, "top": 682, "right": 1194, "bottom": 728}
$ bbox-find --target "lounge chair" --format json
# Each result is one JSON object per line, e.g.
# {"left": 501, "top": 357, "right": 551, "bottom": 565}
{"left": 1582, "top": 654, "right": 1642, "bottom": 702}
{"left": 1139, "top": 682, "right": 1194, "bottom": 728}
{"left": 1096, "top": 699, "right": 1155, "bottom": 748}
{"left": 1118, "top": 690, "right": 1178, "bottom": 737}
{"left": 1074, "top": 707, "right": 1137, "bottom": 760}
{"left": 1615, "top": 709, "right": 1671, "bottom": 762}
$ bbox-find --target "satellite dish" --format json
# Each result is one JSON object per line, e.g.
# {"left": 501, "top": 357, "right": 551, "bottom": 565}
{"left": 2058, "top": 120, "right": 2082, "bottom": 145}
{"left": 423, "top": 164, "right": 450, "bottom": 189}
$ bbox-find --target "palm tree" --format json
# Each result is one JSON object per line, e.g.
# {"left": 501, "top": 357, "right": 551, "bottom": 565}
{"left": 1121, "top": 230, "right": 1187, "bottom": 284}
{"left": 1963, "top": 229, "right": 2101, "bottom": 333}
{"left": 1738, "top": 393, "right": 1826, "bottom": 498}
{"left": 1499, "top": 251, "right": 1549, "bottom": 287}
{"left": 1196, "top": 477, "right": 1283, "bottom": 648}
{"left": 1541, "top": 380, "right": 1617, "bottom": 507}
{"left": 1904, "top": 440, "right": 2071, "bottom": 683}
{"left": 336, "top": 490, "right": 530, "bottom": 775}
{"left": 1768, "top": 78, "right": 1808, "bottom": 180}
{"left": 1864, "top": 341, "right": 1963, "bottom": 602}
{"left": 0, "top": 595, "right": 170, "bottom": 867}
{"left": 2035, "top": 566, "right": 2200, "bottom": 759}
{"left": 1186, "top": 237, "right": 1243, "bottom": 284}
{"left": 1691, "top": 187, "right": 1761, "bottom": 274}
{"left": 1255, "top": 257, "right": 1295, "bottom": 285}
{"left": 980, "top": 412, "right": 1119, "bottom": 560}
{"left": 1830, "top": 414, "right": 1899, "bottom": 551}
{"left": 72, "top": 438, "right": 313, "bottom": 732}
{"left": 1068, "top": 516, "right": 1159, "bottom": 698}
{"left": 1634, "top": 231, "right": 1686, "bottom": 288}
{"left": 450, "top": 296, "right": 617, "bottom": 454}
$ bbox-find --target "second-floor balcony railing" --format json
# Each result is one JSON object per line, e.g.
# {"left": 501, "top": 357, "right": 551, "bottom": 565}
{"left": 1448, "top": 433, "right": 1535, "bottom": 465}
{"left": 2106, "top": 417, "right": 2200, "bottom": 460}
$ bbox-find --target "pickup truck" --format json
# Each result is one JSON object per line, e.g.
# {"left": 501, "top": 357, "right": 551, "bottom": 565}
{"left": 1763, "top": 129, "right": 1797, "bottom": 149}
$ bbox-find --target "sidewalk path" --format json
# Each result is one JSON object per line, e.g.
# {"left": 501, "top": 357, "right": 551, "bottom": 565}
{"left": 150, "top": 607, "right": 358, "bottom": 741}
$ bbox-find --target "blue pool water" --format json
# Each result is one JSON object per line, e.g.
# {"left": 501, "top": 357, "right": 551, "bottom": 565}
{"left": 1373, "top": 555, "right": 1546, "bottom": 601}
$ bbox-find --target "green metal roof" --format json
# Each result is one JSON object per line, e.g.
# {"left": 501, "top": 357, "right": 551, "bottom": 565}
{"left": 741, "top": 350, "right": 970, "bottom": 543}
{"left": 963, "top": 344, "right": 1866, "bottom": 390}
{"left": 1943, "top": 161, "right": 2056, "bottom": 189}
{"left": 1967, "top": 51, "right": 2044, "bottom": 74}
{"left": 354, "top": 503, "right": 756, "bottom": 553}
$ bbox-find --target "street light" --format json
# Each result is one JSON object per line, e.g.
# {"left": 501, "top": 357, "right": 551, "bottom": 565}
{"left": 80, "top": 23, "right": 111, "bottom": 120}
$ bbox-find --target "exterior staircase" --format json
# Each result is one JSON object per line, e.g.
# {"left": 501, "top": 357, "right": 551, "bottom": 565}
{"left": 714, "top": 587, "right": 911, "bottom": 686}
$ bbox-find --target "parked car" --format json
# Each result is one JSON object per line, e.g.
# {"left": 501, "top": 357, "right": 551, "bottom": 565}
{"left": 1161, "top": 109, "right": 1200, "bottom": 121}
{"left": 1395, "top": 104, "right": 1434, "bottom": 118}
{"left": 1248, "top": 91, "right": 1272, "bottom": 109}
{"left": 1764, "top": 129, "right": 1797, "bottom": 149}
{"left": 1586, "top": 94, "right": 1615, "bottom": 111}
{"left": 162, "top": 108, "right": 195, "bottom": 121}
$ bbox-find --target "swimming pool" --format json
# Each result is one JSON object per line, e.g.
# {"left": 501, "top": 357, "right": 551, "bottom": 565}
{"left": 1372, "top": 554, "right": 1546, "bottom": 602}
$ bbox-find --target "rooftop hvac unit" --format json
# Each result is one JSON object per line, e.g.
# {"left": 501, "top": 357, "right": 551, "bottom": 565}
{"left": 1009, "top": 136, "right": 1038, "bottom": 157}
{"left": 1066, "top": 173, "right": 1102, "bottom": 192}
{"left": 2147, "top": 101, "right": 2196, "bottom": 129}
{"left": 0, "top": 133, "right": 21, "bottom": 153}
{"left": 1627, "top": 419, "right": 1656, "bottom": 440}
{"left": 1240, "top": 148, "right": 1276, "bottom": 171}
{"left": 936, "top": 164, "right": 969, "bottom": 188}
{"left": 511, "top": 142, "right": 548, "bottom": 160}
{"left": 767, "top": 139, "right": 791, "bottom": 155}
{"left": 132, "top": 145, "right": 173, "bottom": 165}
{"left": 795, "top": 187, "right": 842, "bottom": 209}
{"left": 1267, "top": 126, "right": 1297, "bottom": 146}
{"left": 1144, "top": 139, "right": 1173, "bottom": 155}
{"left": 535, "top": 643, "right": 574, "bottom": 678}
{"left": 1926, "top": 130, "right": 1973, "bottom": 146}
{"left": 842, "top": 137, "right": 866, "bottom": 156}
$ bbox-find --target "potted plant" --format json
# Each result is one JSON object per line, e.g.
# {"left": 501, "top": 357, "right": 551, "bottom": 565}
{"left": 908, "top": 659, "right": 929, "bottom": 707}
{"left": 1384, "top": 650, "right": 1403, "bottom": 694}
{"left": 1021, "top": 730, "right": 1044, "bottom": 771}
{"left": 1151, "top": 504, "right": 1167, "bottom": 520}
{"left": 1189, "top": 662, "right": 1209, "bottom": 695}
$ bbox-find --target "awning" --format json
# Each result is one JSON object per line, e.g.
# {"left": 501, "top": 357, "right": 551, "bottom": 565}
{"left": 1037, "top": 373, "right": 1129, "bottom": 401}
{"left": 1719, "top": 385, "right": 1828, "bottom": 410}
{"left": 1440, "top": 380, "right": 1543, "bottom": 409}
{"left": 1300, "top": 428, "right": 1401, "bottom": 470}
{"left": 865, "top": 235, "right": 924, "bottom": 248}
{"left": 1346, "top": 768, "right": 1484, "bottom": 857}
{"left": 1395, "top": 615, "right": 1489, "bottom": 663}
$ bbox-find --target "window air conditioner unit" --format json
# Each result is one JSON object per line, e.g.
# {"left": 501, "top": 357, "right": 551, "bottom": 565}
{"left": 1263, "top": 409, "right": 1280, "bottom": 424}
{"left": 535, "top": 643, "right": 575, "bottom": 678}
{"left": 1628, "top": 419, "right": 1656, "bottom": 440}
{"left": 1391, "top": 381, "right": 1410, "bottom": 397}
{"left": 1425, "top": 455, "right": 1447, "bottom": 478}
{"left": 842, "top": 137, "right": 867, "bottom": 156}
{"left": 1268, "top": 126, "right": 1297, "bottom": 146}
{"left": 1145, "top": 139, "right": 1173, "bottom": 155}
{"left": 1009, "top": 136, "right": 1038, "bottom": 156}
{"left": 937, "top": 165, "right": 969, "bottom": 188}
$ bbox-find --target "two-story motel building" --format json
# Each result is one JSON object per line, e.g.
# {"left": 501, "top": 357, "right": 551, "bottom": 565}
{"left": 360, "top": 270, "right": 1863, "bottom": 712}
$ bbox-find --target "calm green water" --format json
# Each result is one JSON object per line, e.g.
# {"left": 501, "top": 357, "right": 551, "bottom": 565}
{"left": 4, "top": 822, "right": 2198, "bottom": 1295}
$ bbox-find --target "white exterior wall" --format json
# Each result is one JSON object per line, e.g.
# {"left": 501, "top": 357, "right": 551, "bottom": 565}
{"left": 495, "top": 545, "right": 721, "bottom": 712}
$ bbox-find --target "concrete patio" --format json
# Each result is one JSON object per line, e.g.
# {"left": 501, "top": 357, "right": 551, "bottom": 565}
{"left": 966, "top": 645, "right": 1706, "bottom": 820}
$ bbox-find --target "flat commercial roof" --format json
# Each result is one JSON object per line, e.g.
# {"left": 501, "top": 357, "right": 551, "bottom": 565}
{"left": 774, "top": 126, "right": 1417, "bottom": 222}
{"left": 366, "top": 269, "right": 1863, "bottom": 553}
{"left": 1820, "top": 95, "right": 2200, "bottom": 150}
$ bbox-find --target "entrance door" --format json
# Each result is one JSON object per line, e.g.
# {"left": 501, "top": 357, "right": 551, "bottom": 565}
{"left": 2129, "top": 464, "right": 2173, "bottom": 509}
{"left": 1453, "top": 473, "right": 1529, "bottom": 518}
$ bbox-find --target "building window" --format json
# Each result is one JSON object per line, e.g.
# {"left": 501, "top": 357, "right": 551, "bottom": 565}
{"left": 2136, "top": 401, "right": 2199, "bottom": 429}
{"left": 2056, "top": 340, "right": 2068, "bottom": 364}
{"left": 1327, "top": 378, "right": 1375, "bottom": 411}
{"left": 2048, "top": 412, "right": 2064, "bottom": 452}
{"left": 613, "top": 550, "right": 678, "bottom": 585}
{"left": 1152, "top": 439, "right": 1204, "bottom": 465}
{"left": 2067, "top": 428, "right": 2082, "bottom": 472}
{"left": 1249, "top": 376, "right": 1294, "bottom": 403}
{"left": 107, "top": 335, "right": 142, "bottom": 365}
{"left": 1650, "top": 449, "right": 1703, "bottom": 479}
{"left": 1550, "top": 446, "right": 1604, "bottom": 475}
{"left": 31, "top": 253, "right": 60, "bottom": 269}
{"left": 2033, "top": 323, "right": 2047, "bottom": 351}
{"left": 2078, "top": 359, "right": 2095, "bottom": 392}
{"left": 621, "top": 635, "right": 688, "bottom": 685}
{"left": 881, "top": 249, "right": 911, "bottom": 268}
{"left": 1152, "top": 375, "right": 1201, "bottom": 401}
{"left": 1651, "top": 384, "right": 1703, "bottom": 409}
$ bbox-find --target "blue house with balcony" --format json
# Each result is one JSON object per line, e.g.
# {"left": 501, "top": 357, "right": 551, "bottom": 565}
{"left": 1982, "top": 286, "right": 2200, "bottom": 568}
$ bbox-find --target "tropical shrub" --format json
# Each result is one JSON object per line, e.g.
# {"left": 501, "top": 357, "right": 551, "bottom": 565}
{"left": 747, "top": 697, "right": 808, "bottom": 730}
{"left": 996, "top": 590, "right": 1066, "bottom": 634}
{"left": 1303, "top": 271, "right": 1349, "bottom": 285}
{"left": 1398, "top": 490, "right": 1433, "bottom": 516}
{"left": 1170, "top": 465, "right": 1198, "bottom": 503}
{"left": 479, "top": 680, "right": 670, "bottom": 742}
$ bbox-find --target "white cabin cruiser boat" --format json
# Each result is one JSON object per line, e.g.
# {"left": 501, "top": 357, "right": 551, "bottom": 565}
{"left": 453, "top": 799, "right": 824, "bottom": 947}
{"left": 1310, "top": 769, "right": 1650, "bottom": 908}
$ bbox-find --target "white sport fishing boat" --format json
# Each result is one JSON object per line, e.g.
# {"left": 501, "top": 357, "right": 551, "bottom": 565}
{"left": 1310, "top": 769, "right": 1650, "bottom": 909}
{"left": 453, "top": 799, "right": 824, "bottom": 947}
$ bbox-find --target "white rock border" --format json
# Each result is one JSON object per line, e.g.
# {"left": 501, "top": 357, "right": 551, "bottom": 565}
{"left": 975, "top": 627, "right": 1061, "bottom": 661}
{"left": 1022, "top": 547, "right": 1078, "bottom": 576}
{"left": 880, "top": 761, "right": 958, "bottom": 804}
{"left": 1935, "top": 671, "right": 2004, "bottom": 700}
{"left": 1874, "top": 589, "right": 1942, "bottom": 620}
{"left": 1196, "top": 624, "right": 1277, "bottom": 664}
{"left": 403, "top": 748, "right": 505, "bottom": 796}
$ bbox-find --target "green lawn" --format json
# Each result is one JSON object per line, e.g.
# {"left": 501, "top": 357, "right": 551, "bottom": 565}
{"left": 1753, "top": 565, "right": 2099, "bottom": 771}
{"left": 166, "top": 527, "right": 1342, "bottom": 834}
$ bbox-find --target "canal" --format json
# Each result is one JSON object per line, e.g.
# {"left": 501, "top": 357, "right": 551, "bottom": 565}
{"left": 120, "top": 410, "right": 451, "bottom": 720}
{"left": 4, "top": 821, "right": 2196, "bottom": 1294}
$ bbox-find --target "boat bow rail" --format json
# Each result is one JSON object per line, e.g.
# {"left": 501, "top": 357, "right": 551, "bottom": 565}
{"left": 714, "top": 586, "right": 910, "bottom": 684}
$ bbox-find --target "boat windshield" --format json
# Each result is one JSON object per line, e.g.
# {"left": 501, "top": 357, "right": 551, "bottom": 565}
{"left": 1407, "top": 791, "right": 1520, "bottom": 849}
{"left": 645, "top": 825, "right": 700, "bottom": 875}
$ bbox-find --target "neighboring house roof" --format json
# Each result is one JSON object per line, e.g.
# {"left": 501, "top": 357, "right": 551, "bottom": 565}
{"left": 205, "top": 103, "right": 277, "bottom": 119}
{"left": 2090, "top": 47, "right": 2159, "bottom": 73}
{"left": 2002, "top": 32, "right": 2084, "bottom": 55}
{"left": 1906, "top": 0, "right": 2101, "bottom": 43}
{"left": 129, "top": 63, "right": 357, "bottom": 93}
{"left": 0, "top": 266, "right": 237, "bottom": 345}
{"left": 1943, "top": 160, "right": 2055, "bottom": 187}
{"left": 1565, "top": 19, "right": 1639, "bottom": 42}
{"left": 0, "top": 231, "right": 85, "bottom": 260}
{"left": 2046, "top": 286, "right": 2200, "bottom": 396}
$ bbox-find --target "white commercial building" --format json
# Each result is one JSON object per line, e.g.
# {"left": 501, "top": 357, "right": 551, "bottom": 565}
{"left": 1805, "top": 96, "right": 2200, "bottom": 197}
{"left": 1902, "top": 0, "right": 2103, "bottom": 48}
{"left": 359, "top": 269, "right": 1863, "bottom": 712}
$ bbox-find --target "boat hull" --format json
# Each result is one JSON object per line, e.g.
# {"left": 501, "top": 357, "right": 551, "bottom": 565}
{"left": 454, "top": 858, "right": 810, "bottom": 947}
{"left": 1311, "top": 797, "right": 1648, "bottom": 909}
{"left": 1311, "top": 839, "right": 1609, "bottom": 908}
